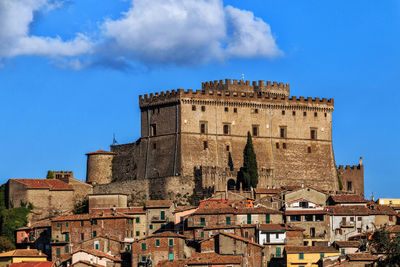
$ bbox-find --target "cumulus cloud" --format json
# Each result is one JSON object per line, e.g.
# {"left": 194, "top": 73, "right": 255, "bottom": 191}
{"left": 0, "top": 0, "right": 92, "bottom": 60}
{"left": 101, "top": 0, "right": 282, "bottom": 66}
{"left": 0, "top": 0, "right": 282, "bottom": 68}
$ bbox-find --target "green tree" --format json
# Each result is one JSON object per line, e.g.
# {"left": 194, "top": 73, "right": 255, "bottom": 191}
{"left": 228, "top": 152, "right": 234, "bottom": 171}
{"left": 0, "top": 236, "right": 15, "bottom": 252}
{"left": 239, "top": 132, "right": 258, "bottom": 189}
{"left": 46, "top": 170, "right": 54, "bottom": 179}
{"left": 0, "top": 206, "right": 30, "bottom": 243}
{"left": 370, "top": 226, "right": 400, "bottom": 265}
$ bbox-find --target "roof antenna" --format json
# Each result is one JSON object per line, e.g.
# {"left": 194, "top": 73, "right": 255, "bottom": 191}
{"left": 112, "top": 133, "right": 119, "bottom": 146}
{"left": 241, "top": 73, "right": 245, "bottom": 81}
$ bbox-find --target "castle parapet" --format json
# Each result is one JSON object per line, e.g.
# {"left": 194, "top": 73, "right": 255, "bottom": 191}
{"left": 202, "top": 79, "right": 290, "bottom": 97}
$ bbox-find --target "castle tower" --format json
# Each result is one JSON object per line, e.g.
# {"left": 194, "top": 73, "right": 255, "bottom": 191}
{"left": 85, "top": 150, "right": 116, "bottom": 184}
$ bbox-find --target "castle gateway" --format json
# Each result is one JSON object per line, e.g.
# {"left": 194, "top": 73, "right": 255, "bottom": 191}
{"left": 87, "top": 79, "right": 363, "bottom": 199}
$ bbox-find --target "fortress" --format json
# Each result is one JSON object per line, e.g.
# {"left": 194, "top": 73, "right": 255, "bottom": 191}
{"left": 87, "top": 79, "right": 364, "bottom": 203}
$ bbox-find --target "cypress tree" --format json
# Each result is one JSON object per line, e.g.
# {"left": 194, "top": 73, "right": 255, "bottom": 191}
{"left": 241, "top": 132, "right": 258, "bottom": 189}
{"left": 46, "top": 170, "right": 54, "bottom": 179}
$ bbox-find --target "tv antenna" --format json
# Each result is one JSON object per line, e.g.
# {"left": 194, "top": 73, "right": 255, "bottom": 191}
{"left": 112, "top": 133, "right": 119, "bottom": 146}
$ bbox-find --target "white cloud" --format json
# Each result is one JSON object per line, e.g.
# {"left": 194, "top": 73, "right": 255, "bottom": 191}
{"left": 0, "top": 0, "right": 93, "bottom": 60}
{"left": 0, "top": 0, "right": 282, "bottom": 68}
{"left": 101, "top": 0, "right": 282, "bottom": 66}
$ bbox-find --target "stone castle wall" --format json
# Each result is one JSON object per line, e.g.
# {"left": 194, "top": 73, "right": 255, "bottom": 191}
{"left": 337, "top": 163, "right": 364, "bottom": 195}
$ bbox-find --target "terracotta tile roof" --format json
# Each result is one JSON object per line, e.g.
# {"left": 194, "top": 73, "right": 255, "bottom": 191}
{"left": 218, "top": 232, "right": 264, "bottom": 248}
{"left": 173, "top": 206, "right": 197, "bottom": 213}
{"left": 347, "top": 253, "right": 378, "bottom": 261}
{"left": 75, "top": 249, "right": 121, "bottom": 261}
{"left": 329, "top": 194, "right": 366, "bottom": 203}
{"left": 0, "top": 249, "right": 47, "bottom": 258}
{"left": 327, "top": 205, "right": 371, "bottom": 216}
{"left": 368, "top": 204, "right": 397, "bottom": 215}
{"left": 145, "top": 200, "right": 174, "bottom": 208}
{"left": 285, "top": 209, "right": 328, "bottom": 215}
{"left": 235, "top": 206, "right": 281, "bottom": 214}
{"left": 71, "top": 260, "right": 103, "bottom": 267}
{"left": 52, "top": 213, "right": 132, "bottom": 222}
{"left": 203, "top": 224, "right": 256, "bottom": 230}
{"left": 187, "top": 252, "right": 242, "bottom": 265}
{"left": 285, "top": 246, "right": 338, "bottom": 253}
{"left": 253, "top": 188, "right": 282, "bottom": 194}
{"left": 259, "top": 223, "right": 304, "bottom": 232}
{"left": 157, "top": 260, "right": 187, "bottom": 267}
{"left": 85, "top": 150, "right": 116, "bottom": 155}
{"left": 91, "top": 207, "right": 146, "bottom": 214}
{"left": 10, "top": 263, "right": 53, "bottom": 267}
{"left": 334, "top": 241, "right": 361, "bottom": 248}
{"left": 11, "top": 179, "right": 73, "bottom": 190}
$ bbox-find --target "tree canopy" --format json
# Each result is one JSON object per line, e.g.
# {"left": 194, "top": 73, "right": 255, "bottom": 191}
{"left": 239, "top": 132, "right": 258, "bottom": 189}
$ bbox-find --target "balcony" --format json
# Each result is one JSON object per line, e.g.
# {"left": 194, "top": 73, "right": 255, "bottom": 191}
{"left": 340, "top": 221, "right": 355, "bottom": 228}
{"left": 151, "top": 216, "right": 168, "bottom": 223}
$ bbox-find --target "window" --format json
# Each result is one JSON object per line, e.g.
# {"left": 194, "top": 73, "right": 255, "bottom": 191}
{"left": 155, "top": 239, "right": 160, "bottom": 247}
{"left": 300, "top": 201, "right": 309, "bottom": 208}
{"left": 161, "top": 211, "right": 165, "bottom": 220}
{"left": 226, "top": 216, "right": 231, "bottom": 225}
{"left": 266, "top": 214, "right": 270, "bottom": 223}
{"left": 94, "top": 241, "right": 99, "bottom": 250}
{"left": 341, "top": 248, "right": 345, "bottom": 255}
{"left": 350, "top": 217, "right": 354, "bottom": 222}
{"left": 390, "top": 200, "right": 393, "bottom": 205}
{"left": 169, "top": 239, "right": 174, "bottom": 246}
{"left": 203, "top": 141, "right": 208, "bottom": 150}
{"left": 201, "top": 106, "right": 206, "bottom": 112}
{"left": 149, "top": 224, "right": 153, "bottom": 230}
{"left": 161, "top": 223, "right": 165, "bottom": 228}
{"left": 390, "top": 216, "right": 394, "bottom": 221}
{"left": 275, "top": 233, "right": 279, "bottom": 239}
{"left": 153, "top": 143, "right": 156, "bottom": 149}
{"left": 307, "top": 147, "right": 311, "bottom": 153}
{"left": 314, "top": 112, "right": 318, "bottom": 117}
{"left": 283, "top": 143, "right": 287, "bottom": 149}
{"left": 324, "top": 112, "right": 327, "bottom": 117}
{"left": 81, "top": 233, "right": 84, "bottom": 240}
{"left": 252, "top": 125, "right": 259, "bottom": 136}
{"left": 315, "top": 214, "right": 324, "bottom": 221}
{"left": 192, "top": 105, "right": 196, "bottom": 111}
{"left": 310, "top": 128, "right": 317, "bottom": 140}
{"left": 276, "top": 247, "right": 281, "bottom": 257}
{"left": 280, "top": 126, "right": 287, "bottom": 138}
{"left": 282, "top": 110, "right": 285, "bottom": 115}
{"left": 299, "top": 253, "right": 304, "bottom": 259}
{"left": 56, "top": 248, "right": 60, "bottom": 258}
{"left": 200, "top": 122, "right": 207, "bottom": 134}
{"left": 226, "top": 145, "right": 230, "bottom": 151}
{"left": 169, "top": 253, "right": 174, "bottom": 260}
{"left": 292, "top": 111, "right": 296, "bottom": 116}
{"left": 224, "top": 107, "right": 229, "bottom": 112}
{"left": 347, "top": 181, "right": 352, "bottom": 191}
{"left": 320, "top": 253, "right": 325, "bottom": 258}
{"left": 80, "top": 221, "right": 84, "bottom": 227}
{"left": 57, "top": 223, "right": 60, "bottom": 228}
{"left": 358, "top": 228, "right": 362, "bottom": 233}
{"left": 64, "top": 245, "right": 69, "bottom": 253}
{"left": 141, "top": 256, "right": 146, "bottom": 262}
{"left": 303, "top": 111, "right": 307, "bottom": 116}
{"left": 151, "top": 124, "right": 157, "bottom": 136}
{"left": 290, "top": 215, "right": 301, "bottom": 222}
{"left": 136, "top": 231, "right": 140, "bottom": 237}
{"left": 200, "top": 217, "right": 206, "bottom": 226}
{"left": 223, "top": 124, "right": 231, "bottom": 135}
{"left": 357, "top": 217, "right": 362, "bottom": 221}
{"left": 276, "top": 143, "right": 279, "bottom": 149}
{"left": 65, "top": 233, "right": 69, "bottom": 242}
{"left": 254, "top": 108, "right": 259, "bottom": 114}
{"left": 200, "top": 231, "right": 204, "bottom": 238}
{"left": 136, "top": 217, "right": 140, "bottom": 223}
{"left": 92, "top": 219, "right": 97, "bottom": 225}
{"left": 305, "top": 215, "right": 313, "bottom": 222}
{"left": 65, "top": 222, "right": 69, "bottom": 227}
{"left": 247, "top": 214, "right": 252, "bottom": 224}
{"left": 234, "top": 108, "right": 237, "bottom": 113}
{"left": 141, "top": 243, "right": 146, "bottom": 251}
{"left": 245, "top": 231, "right": 249, "bottom": 238}
{"left": 93, "top": 231, "right": 97, "bottom": 237}
{"left": 310, "top": 227, "right": 315, "bottom": 237}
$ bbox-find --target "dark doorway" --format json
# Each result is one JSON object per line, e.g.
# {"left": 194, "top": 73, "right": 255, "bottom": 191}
{"left": 227, "top": 179, "right": 236, "bottom": 190}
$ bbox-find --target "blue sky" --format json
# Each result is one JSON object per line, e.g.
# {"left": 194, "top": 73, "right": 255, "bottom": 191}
{"left": 1, "top": 0, "right": 399, "bottom": 199}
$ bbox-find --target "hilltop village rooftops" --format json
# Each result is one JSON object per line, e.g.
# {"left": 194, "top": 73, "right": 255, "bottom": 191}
{"left": 51, "top": 212, "right": 134, "bottom": 221}
{"left": 186, "top": 252, "right": 243, "bottom": 265}
{"left": 10, "top": 179, "right": 73, "bottom": 190}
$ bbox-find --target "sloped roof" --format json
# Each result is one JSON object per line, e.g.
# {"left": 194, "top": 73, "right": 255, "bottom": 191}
{"left": 386, "top": 225, "right": 400, "bottom": 233}
{"left": 17, "top": 219, "right": 51, "bottom": 230}
{"left": 52, "top": 213, "right": 133, "bottom": 222}
{"left": 218, "top": 232, "right": 264, "bottom": 248}
{"left": 71, "top": 260, "right": 103, "bottom": 267}
{"left": 285, "top": 210, "right": 327, "bottom": 215}
{"left": 194, "top": 202, "right": 280, "bottom": 215}
{"left": 10, "top": 262, "right": 53, "bottom": 267}
{"left": 286, "top": 246, "right": 338, "bottom": 253}
{"left": 259, "top": 223, "right": 304, "bottom": 232}
{"left": 187, "top": 252, "right": 242, "bottom": 265}
{"left": 329, "top": 194, "right": 366, "bottom": 203}
{"left": 253, "top": 188, "right": 282, "bottom": 194}
{"left": 157, "top": 260, "right": 187, "bottom": 267}
{"left": 0, "top": 249, "right": 47, "bottom": 258}
{"left": 145, "top": 200, "right": 174, "bottom": 208}
{"left": 327, "top": 205, "right": 371, "bottom": 216}
{"left": 368, "top": 204, "right": 397, "bottom": 215}
{"left": 347, "top": 253, "right": 378, "bottom": 261}
{"left": 74, "top": 249, "right": 121, "bottom": 262}
{"left": 11, "top": 179, "right": 73, "bottom": 190}
{"left": 334, "top": 241, "right": 361, "bottom": 248}
{"left": 85, "top": 150, "right": 116, "bottom": 155}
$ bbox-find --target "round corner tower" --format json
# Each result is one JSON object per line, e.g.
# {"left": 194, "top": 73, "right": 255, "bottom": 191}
{"left": 85, "top": 150, "right": 116, "bottom": 184}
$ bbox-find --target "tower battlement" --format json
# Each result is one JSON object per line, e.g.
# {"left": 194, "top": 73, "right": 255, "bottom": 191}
{"left": 202, "top": 79, "right": 290, "bottom": 96}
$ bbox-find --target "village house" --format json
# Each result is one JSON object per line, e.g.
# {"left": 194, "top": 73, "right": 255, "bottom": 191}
{"left": 71, "top": 249, "right": 121, "bottom": 267}
{"left": 0, "top": 249, "right": 48, "bottom": 267}
{"left": 131, "top": 232, "right": 190, "bottom": 267}
{"left": 50, "top": 213, "right": 135, "bottom": 262}
{"left": 185, "top": 252, "right": 243, "bottom": 267}
{"left": 285, "top": 246, "right": 339, "bottom": 267}
{"left": 198, "top": 232, "right": 265, "bottom": 267}
{"left": 145, "top": 200, "right": 175, "bottom": 235}
{"left": 332, "top": 241, "right": 361, "bottom": 255}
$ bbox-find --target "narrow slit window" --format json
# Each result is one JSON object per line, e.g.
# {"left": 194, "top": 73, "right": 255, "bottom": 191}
{"left": 224, "top": 107, "right": 229, "bottom": 112}
{"left": 223, "top": 124, "right": 231, "bottom": 135}
{"left": 310, "top": 128, "right": 317, "bottom": 140}
{"left": 280, "top": 126, "right": 287, "bottom": 138}
{"left": 150, "top": 124, "right": 157, "bottom": 136}
{"left": 292, "top": 111, "right": 296, "bottom": 116}
{"left": 234, "top": 108, "right": 238, "bottom": 113}
{"left": 283, "top": 143, "right": 287, "bottom": 149}
{"left": 282, "top": 110, "right": 285, "bottom": 115}
{"left": 252, "top": 125, "right": 259, "bottom": 137}
{"left": 303, "top": 111, "right": 307, "bottom": 116}
{"left": 192, "top": 105, "right": 196, "bottom": 111}
{"left": 201, "top": 106, "right": 206, "bottom": 112}
{"left": 307, "top": 146, "right": 311, "bottom": 153}
{"left": 276, "top": 143, "right": 279, "bottom": 149}
{"left": 200, "top": 122, "right": 207, "bottom": 134}
{"left": 203, "top": 141, "right": 208, "bottom": 150}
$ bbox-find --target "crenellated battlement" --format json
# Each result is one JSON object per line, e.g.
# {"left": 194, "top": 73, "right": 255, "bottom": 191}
{"left": 202, "top": 79, "right": 290, "bottom": 96}
{"left": 139, "top": 87, "right": 333, "bottom": 110}
{"left": 337, "top": 165, "right": 362, "bottom": 170}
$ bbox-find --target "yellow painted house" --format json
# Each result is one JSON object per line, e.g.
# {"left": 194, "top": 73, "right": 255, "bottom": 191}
{"left": 0, "top": 249, "right": 48, "bottom": 267}
{"left": 285, "top": 246, "right": 339, "bottom": 267}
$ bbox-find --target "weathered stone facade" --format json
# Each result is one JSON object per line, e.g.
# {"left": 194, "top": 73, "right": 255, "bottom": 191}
{"left": 90, "top": 79, "right": 364, "bottom": 201}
